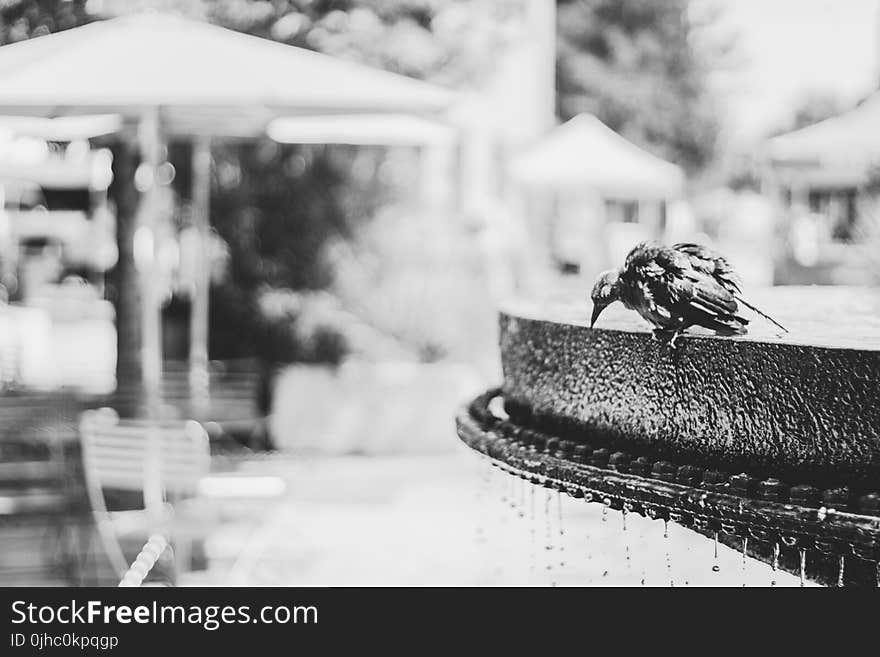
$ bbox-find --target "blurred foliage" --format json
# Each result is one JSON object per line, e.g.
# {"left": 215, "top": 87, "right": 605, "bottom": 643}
{"left": 204, "top": 142, "right": 390, "bottom": 362}
{"left": 325, "top": 196, "right": 496, "bottom": 365}
{"left": 724, "top": 153, "right": 761, "bottom": 193}
{"left": 556, "top": 0, "right": 724, "bottom": 171}
{"left": 768, "top": 91, "right": 849, "bottom": 137}
{"left": 0, "top": 0, "right": 93, "bottom": 43}
{"left": 202, "top": 0, "right": 518, "bottom": 88}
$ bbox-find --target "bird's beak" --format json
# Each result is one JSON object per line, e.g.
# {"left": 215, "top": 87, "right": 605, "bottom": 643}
{"left": 590, "top": 303, "right": 605, "bottom": 328}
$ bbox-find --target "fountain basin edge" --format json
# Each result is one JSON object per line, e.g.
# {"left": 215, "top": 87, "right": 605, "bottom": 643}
{"left": 498, "top": 291, "right": 880, "bottom": 488}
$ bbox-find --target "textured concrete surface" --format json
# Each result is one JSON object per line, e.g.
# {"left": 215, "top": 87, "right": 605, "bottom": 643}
{"left": 499, "top": 287, "right": 880, "bottom": 487}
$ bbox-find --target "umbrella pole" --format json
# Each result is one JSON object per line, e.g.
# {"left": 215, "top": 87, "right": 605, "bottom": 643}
{"left": 136, "top": 107, "right": 164, "bottom": 420}
{"left": 189, "top": 136, "right": 211, "bottom": 409}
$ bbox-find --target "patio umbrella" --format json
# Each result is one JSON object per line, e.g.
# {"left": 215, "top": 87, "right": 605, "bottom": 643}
{"left": 0, "top": 13, "right": 453, "bottom": 414}
{"left": 0, "top": 114, "right": 122, "bottom": 141}
{"left": 267, "top": 114, "right": 454, "bottom": 146}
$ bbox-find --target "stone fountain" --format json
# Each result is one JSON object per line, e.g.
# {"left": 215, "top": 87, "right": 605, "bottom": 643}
{"left": 456, "top": 287, "right": 880, "bottom": 586}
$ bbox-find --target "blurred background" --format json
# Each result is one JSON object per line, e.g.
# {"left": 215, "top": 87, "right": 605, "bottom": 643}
{"left": 0, "top": 0, "right": 875, "bottom": 586}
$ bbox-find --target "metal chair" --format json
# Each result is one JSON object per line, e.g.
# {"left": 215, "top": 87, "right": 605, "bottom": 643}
{"left": 79, "top": 408, "right": 286, "bottom": 585}
{"left": 79, "top": 408, "right": 210, "bottom": 583}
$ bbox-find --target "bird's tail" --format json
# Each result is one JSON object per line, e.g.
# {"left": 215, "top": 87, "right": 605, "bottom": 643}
{"left": 735, "top": 295, "right": 788, "bottom": 333}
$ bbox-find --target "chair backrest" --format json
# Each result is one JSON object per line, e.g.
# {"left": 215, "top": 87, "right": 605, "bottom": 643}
{"left": 79, "top": 408, "right": 210, "bottom": 501}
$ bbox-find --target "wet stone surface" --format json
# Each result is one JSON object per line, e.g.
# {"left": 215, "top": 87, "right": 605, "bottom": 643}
{"left": 499, "top": 287, "right": 880, "bottom": 488}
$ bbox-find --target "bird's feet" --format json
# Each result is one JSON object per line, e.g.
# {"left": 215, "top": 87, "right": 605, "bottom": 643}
{"left": 652, "top": 328, "right": 682, "bottom": 350}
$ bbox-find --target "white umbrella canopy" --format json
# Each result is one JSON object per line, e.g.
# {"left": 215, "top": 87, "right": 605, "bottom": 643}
{"left": 267, "top": 114, "right": 454, "bottom": 146}
{"left": 0, "top": 13, "right": 453, "bottom": 134}
{"left": 0, "top": 12, "right": 453, "bottom": 412}
{"left": 0, "top": 114, "right": 123, "bottom": 141}
{"left": 511, "top": 114, "right": 685, "bottom": 199}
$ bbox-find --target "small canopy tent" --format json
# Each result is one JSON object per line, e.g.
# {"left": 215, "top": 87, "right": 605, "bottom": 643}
{"left": 510, "top": 114, "right": 684, "bottom": 274}
{"left": 765, "top": 92, "right": 880, "bottom": 187}
{"left": 510, "top": 114, "right": 684, "bottom": 198}
{"left": 0, "top": 13, "right": 453, "bottom": 413}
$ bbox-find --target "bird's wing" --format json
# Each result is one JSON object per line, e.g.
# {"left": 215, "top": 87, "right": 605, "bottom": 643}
{"left": 672, "top": 242, "right": 742, "bottom": 293}
{"left": 622, "top": 242, "right": 747, "bottom": 333}
{"left": 673, "top": 242, "right": 788, "bottom": 332}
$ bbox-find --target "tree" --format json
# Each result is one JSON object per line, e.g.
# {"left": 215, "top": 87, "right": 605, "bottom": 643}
{"left": 0, "top": 1, "right": 93, "bottom": 44}
{"left": 556, "top": 0, "right": 723, "bottom": 172}
{"left": 769, "top": 92, "right": 849, "bottom": 137}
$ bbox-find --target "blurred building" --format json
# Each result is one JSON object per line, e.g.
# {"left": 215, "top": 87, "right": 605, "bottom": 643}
{"left": 764, "top": 91, "right": 880, "bottom": 284}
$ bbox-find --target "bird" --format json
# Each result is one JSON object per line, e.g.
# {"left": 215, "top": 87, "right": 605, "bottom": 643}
{"left": 590, "top": 241, "right": 787, "bottom": 346}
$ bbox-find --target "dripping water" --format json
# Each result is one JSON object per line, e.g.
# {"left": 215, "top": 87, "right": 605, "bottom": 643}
{"left": 664, "top": 519, "right": 674, "bottom": 587}
{"left": 837, "top": 555, "right": 845, "bottom": 588}
{"left": 711, "top": 531, "right": 720, "bottom": 573}
{"left": 622, "top": 506, "right": 632, "bottom": 576}
{"left": 475, "top": 460, "right": 490, "bottom": 545}
{"left": 518, "top": 478, "right": 526, "bottom": 518}
{"left": 528, "top": 483, "right": 536, "bottom": 575}
{"left": 741, "top": 537, "right": 749, "bottom": 587}
{"left": 544, "top": 488, "right": 555, "bottom": 585}
{"left": 556, "top": 489, "right": 565, "bottom": 570}
{"left": 799, "top": 548, "right": 806, "bottom": 587}
{"left": 770, "top": 542, "right": 779, "bottom": 587}
{"left": 496, "top": 468, "right": 505, "bottom": 507}
{"left": 583, "top": 493, "right": 594, "bottom": 585}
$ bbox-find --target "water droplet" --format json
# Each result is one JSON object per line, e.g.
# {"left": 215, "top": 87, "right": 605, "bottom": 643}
{"left": 556, "top": 489, "right": 566, "bottom": 569}
{"left": 817, "top": 506, "right": 828, "bottom": 521}
{"left": 799, "top": 548, "right": 806, "bottom": 587}
{"left": 663, "top": 519, "right": 669, "bottom": 539}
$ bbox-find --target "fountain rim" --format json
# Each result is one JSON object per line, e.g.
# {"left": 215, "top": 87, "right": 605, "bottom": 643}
{"left": 500, "top": 297, "right": 880, "bottom": 353}
{"left": 458, "top": 389, "right": 880, "bottom": 561}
